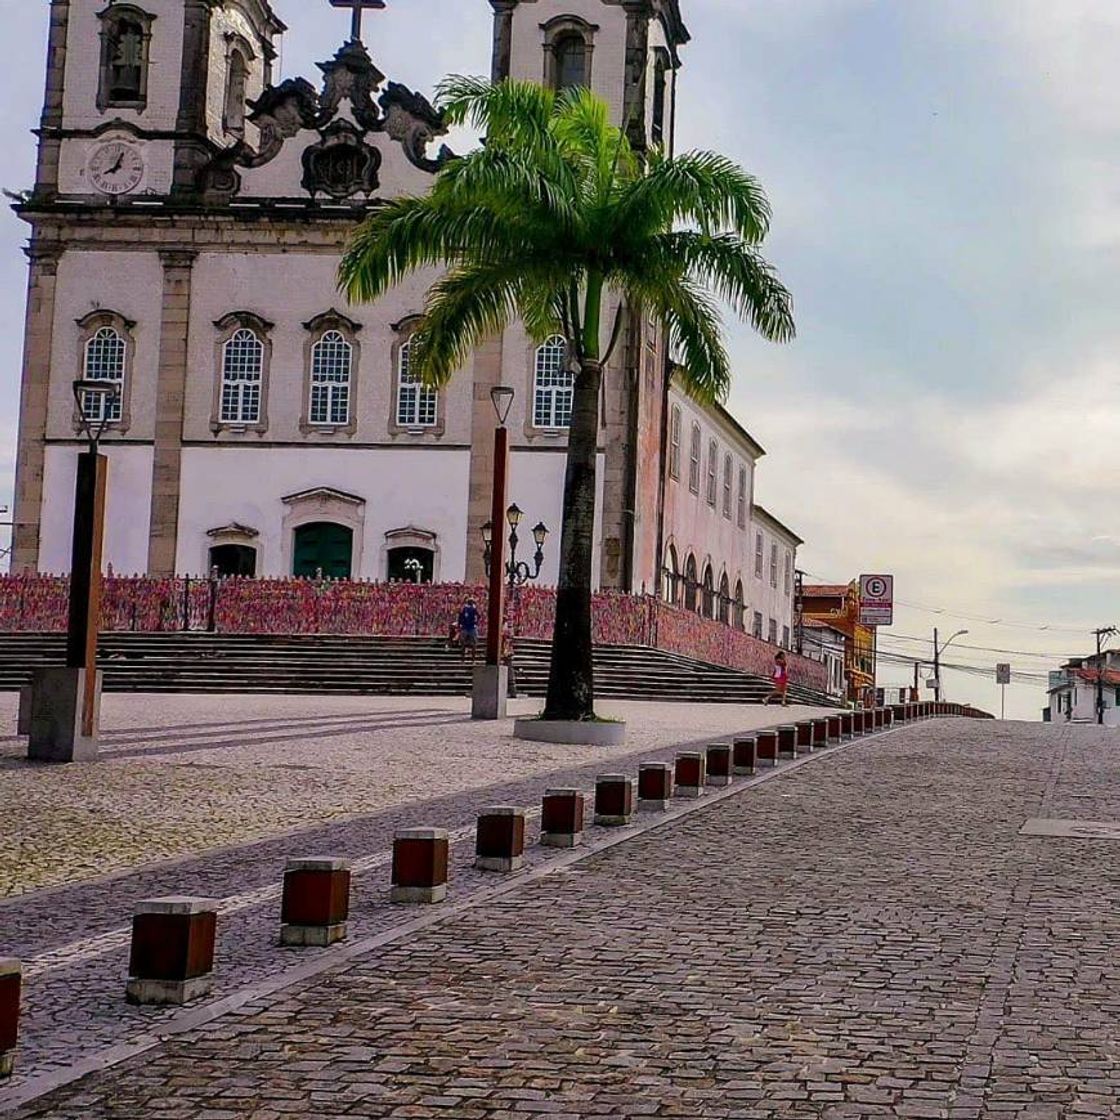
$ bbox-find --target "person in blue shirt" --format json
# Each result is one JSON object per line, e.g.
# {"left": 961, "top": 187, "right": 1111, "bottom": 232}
{"left": 457, "top": 598, "right": 480, "bottom": 662}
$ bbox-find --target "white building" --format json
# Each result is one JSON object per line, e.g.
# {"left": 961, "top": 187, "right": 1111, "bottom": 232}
{"left": 1047, "top": 653, "right": 1120, "bottom": 726}
{"left": 11, "top": 0, "right": 802, "bottom": 613}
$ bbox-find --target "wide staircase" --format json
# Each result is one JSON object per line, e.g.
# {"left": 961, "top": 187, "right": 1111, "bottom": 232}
{"left": 0, "top": 633, "right": 836, "bottom": 707}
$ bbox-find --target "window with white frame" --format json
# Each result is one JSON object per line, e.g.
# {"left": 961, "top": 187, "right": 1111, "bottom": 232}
{"left": 220, "top": 328, "right": 264, "bottom": 424}
{"left": 688, "top": 424, "right": 701, "bottom": 493}
{"left": 754, "top": 532, "right": 764, "bottom": 578}
{"left": 396, "top": 337, "right": 437, "bottom": 428}
{"left": 82, "top": 327, "right": 125, "bottom": 423}
{"left": 784, "top": 550, "right": 792, "bottom": 596}
{"left": 782, "top": 624, "right": 791, "bottom": 649}
{"left": 770, "top": 542, "right": 779, "bottom": 589}
{"left": 706, "top": 439, "right": 718, "bottom": 506}
{"left": 768, "top": 617, "right": 778, "bottom": 644}
{"left": 722, "top": 454, "right": 733, "bottom": 519}
{"left": 533, "top": 335, "right": 573, "bottom": 429}
{"left": 752, "top": 610, "right": 763, "bottom": 639}
{"left": 737, "top": 466, "right": 747, "bottom": 529}
{"left": 669, "top": 406, "right": 681, "bottom": 479}
{"left": 309, "top": 330, "right": 352, "bottom": 426}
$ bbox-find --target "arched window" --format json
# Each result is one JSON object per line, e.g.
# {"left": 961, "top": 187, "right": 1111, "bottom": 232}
{"left": 397, "top": 337, "right": 438, "bottom": 427}
{"left": 718, "top": 573, "right": 730, "bottom": 625}
{"left": 97, "top": 6, "right": 154, "bottom": 110}
{"left": 553, "top": 34, "right": 588, "bottom": 91}
{"left": 309, "top": 330, "right": 352, "bottom": 426}
{"left": 722, "top": 453, "right": 733, "bottom": 519}
{"left": 702, "top": 564, "right": 715, "bottom": 619}
{"left": 734, "top": 580, "right": 745, "bottom": 630}
{"left": 737, "top": 466, "right": 748, "bottom": 528}
{"left": 221, "top": 328, "right": 264, "bottom": 424}
{"left": 224, "top": 49, "right": 249, "bottom": 137}
{"left": 662, "top": 544, "right": 679, "bottom": 604}
{"left": 82, "top": 327, "right": 126, "bottom": 423}
{"left": 706, "top": 440, "right": 718, "bottom": 506}
{"left": 668, "top": 406, "right": 682, "bottom": 480}
{"left": 533, "top": 335, "right": 573, "bottom": 429}
{"left": 651, "top": 52, "right": 669, "bottom": 146}
{"left": 684, "top": 554, "right": 698, "bottom": 613}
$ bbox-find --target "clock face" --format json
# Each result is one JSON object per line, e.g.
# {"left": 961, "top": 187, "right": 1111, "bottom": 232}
{"left": 88, "top": 142, "right": 145, "bottom": 196}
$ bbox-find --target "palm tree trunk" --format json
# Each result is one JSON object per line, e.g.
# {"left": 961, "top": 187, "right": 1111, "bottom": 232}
{"left": 543, "top": 359, "right": 603, "bottom": 721}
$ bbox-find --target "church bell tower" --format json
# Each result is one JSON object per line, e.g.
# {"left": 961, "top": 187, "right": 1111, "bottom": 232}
{"left": 489, "top": 0, "right": 689, "bottom": 154}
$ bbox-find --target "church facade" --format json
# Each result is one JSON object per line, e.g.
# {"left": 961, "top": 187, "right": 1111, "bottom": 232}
{"left": 11, "top": 0, "right": 802, "bottom": 643}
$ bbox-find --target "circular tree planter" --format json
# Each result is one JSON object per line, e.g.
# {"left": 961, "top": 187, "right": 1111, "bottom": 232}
{"left": 514, "top": 718, "right": 627, "bottom": 747}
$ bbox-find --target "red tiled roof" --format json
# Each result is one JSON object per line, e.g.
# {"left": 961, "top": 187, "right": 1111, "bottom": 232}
{"left": 1075, "top": 668, "right": 1120, "bottom": 686}
{"left": 802, "top": 584, "right": 850, "bottom": 598}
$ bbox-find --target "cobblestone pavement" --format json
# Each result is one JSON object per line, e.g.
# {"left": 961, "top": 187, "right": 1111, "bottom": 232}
{"left": 7, "top": 718, "right": 1120, "bottom": 1118}
{"left": 0, "top": 692, "right": 832, "bottom": 899}
{"left": 0, "top": 692, "right": 833, "bottom": 1093}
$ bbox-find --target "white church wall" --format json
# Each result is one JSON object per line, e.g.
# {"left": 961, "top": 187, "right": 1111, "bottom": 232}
{"left": 46, "top": 251, "right": 164, "bottom": 442}
{"left": 748, "top": 515, "right": 798, "bottom": 645}
{"left": 508, "top": 450, "right": 606, "bottom": 589}
{"left": 661, "top": 391, "right": 758, "bottom": 603}
{"left": 39, "top": 445, "right": 155, "bottom": 575}
{"left": 176, "top": 446, "right": 471, "bottom": 579}
{"left": 182, "top": 252, "right": 470, "bottom": 446}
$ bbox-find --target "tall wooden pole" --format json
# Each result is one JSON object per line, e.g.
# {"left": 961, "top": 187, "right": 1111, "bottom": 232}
{"left": 485, "top": 426, "right": 509, "bottom": 667}
{"left": 66, "top": 450, "right": 107, "bottom": 737}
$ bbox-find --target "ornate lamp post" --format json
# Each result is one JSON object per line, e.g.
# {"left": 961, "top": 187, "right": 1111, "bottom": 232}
{"left": 471, "top": 385, "right": 515, "bottom": 719}
{"left": 28, "top": 380, "right": 118, "bottom": 761}
{"left": 482, "top": 504, "right": 549, "bottom": 588}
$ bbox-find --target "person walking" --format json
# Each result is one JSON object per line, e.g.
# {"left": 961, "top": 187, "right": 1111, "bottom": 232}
{"left": 763, "top": 650, "right": 790, "bottom": 706}
{"left": 457, "top": 597, "right": 480, "bottom": 663}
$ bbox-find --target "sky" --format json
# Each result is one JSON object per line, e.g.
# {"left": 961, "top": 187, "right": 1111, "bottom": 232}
{"left": 0, "top": 0, "right": 1116, "bottom": 720}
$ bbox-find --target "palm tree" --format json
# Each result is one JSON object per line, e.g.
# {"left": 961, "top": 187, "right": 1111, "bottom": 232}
{"left": 339, "top": 77, "right": 795, "bottom": 722}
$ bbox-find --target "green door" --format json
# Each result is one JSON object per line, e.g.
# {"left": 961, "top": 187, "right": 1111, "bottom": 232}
{"left": 293, "top": 522, "right": 353, "bottom": 579}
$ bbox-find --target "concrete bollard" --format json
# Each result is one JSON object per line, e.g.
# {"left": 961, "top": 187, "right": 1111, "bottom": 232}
{"left": 732, "top": 737, "right": 756, "bottom": 776}
{"left": 812, "top": 718, "right": 829, "bottom": 748}
{"left": 594, "top": 775, "right": 635, "bottom": 827}
{"left": 706, "top": 742, "right": 733, "bottom": 786}
{"left": 475, "top": 807, "right": 526, "bottom": 872}
{"left": 280, "top": 857, "right": 351, "bottom": 946}
{"left": 756, "top": 729, "right": 779, "bottom": 766}
{"left": 0, "top": 959, "right": 20, "bottom": 1078}
{"left": 126, "top": 897, "right": 218, "bottom": 1005}
{"left": 840, "top": 711, "right": 854, "bottom": 739}
{"left": 540, "top": 788, "right": 584, "bottom": 848}
{"left": 674, "top": 752, "right": 706, "bottom": 797}
{"left": 777, "top": 726, "right": 798, "bottom": 759}
{"left": 16, "top": 686, "right": 31, "bottom": 737}
{"left": 391, "top": 828, "right": 449, "bottom": 904}
{"left": 638, "top": 762, "right": 674, "bottom": 810}
{"left": 796, "top": 720, "right": 814, "bottom": 751}
{"left": 874, "top": 708, "right": 885, "bottom": 730}
{"left": 827, "top": 714, "right": 843, "bottom": 743}
{"left": 883, "top": 708, "right": 895, "bottom": 729}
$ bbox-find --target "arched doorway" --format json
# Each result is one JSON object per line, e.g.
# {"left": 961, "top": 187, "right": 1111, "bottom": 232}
{"left": 387, "top": 546, "right": 434, "bottom": 583}
{"left": 209, "top": 543, "right": 256, "bottom": 578}
{"left": 662, "top": 544, "right": 679, "bottom": 604}
{"left": 684, "top": 554, "right": 698, "bottom": 612}
{"left": 293, "top": 522, "right": 353, "bottom": 579}
{"left": 718, "top": 573, "right": 730, "bottom": 624}
{"left": 702, "top": 564, "right": 715, "bottom": 619}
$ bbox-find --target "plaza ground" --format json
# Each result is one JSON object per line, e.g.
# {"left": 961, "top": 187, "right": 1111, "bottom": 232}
{"left": 3, "top": 705, "right": 1119, "bottom": 1117}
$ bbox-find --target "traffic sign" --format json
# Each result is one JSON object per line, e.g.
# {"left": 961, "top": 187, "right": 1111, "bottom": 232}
{"left": 995, "top": 663, "right": 1011, "bottom": 685}
{"left": 859, "top": 573, "right": 894, "bottom": 626}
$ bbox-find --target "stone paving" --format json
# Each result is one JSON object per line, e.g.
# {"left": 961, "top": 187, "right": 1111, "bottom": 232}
{"left": 0, "top": 691, "right": 833, "bottom": 1096}
{"left": 0, "top": 692, "right": 832, "bottom": 899}
{"left": 6, "top": 717, "right": 1120, "bottom": 1117}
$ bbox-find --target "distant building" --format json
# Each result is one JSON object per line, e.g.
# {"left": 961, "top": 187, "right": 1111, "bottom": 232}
{"left": 800, "top": 581, "right": 876, "bottom": 704}
{"left": 802, "top": 619, "right": 846, "bottom": 698}
{"left": 1047, "top": 652, "right": 1120, "bottom": 725}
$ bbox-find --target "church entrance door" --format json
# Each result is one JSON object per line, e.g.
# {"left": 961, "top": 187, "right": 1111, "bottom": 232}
{"left": 293, "top": 522, "right": 353, "bottom": 579}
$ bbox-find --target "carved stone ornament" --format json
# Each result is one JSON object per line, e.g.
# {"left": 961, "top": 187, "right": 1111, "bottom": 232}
{"left": 197, "top": 38, "right": 453, "bottom": 201}
{"left": 301, "top": 121, "right": 382, "bottom": 199}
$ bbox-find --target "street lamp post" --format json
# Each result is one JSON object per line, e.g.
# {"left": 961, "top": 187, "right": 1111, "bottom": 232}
{"left": 932, "top": 628, "right": 968, "bottom": 702}
{"left": 471, "top": 385, "right": 515, "bottom": 720}
{"left": 482, "top": 504, "right": 549, "bottom": 590}
{"left": 28, "top": 380, "right": 118, "bottom": 762}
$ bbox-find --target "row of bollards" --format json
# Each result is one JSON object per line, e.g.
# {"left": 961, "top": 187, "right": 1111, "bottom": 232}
{"left": 0, "top": 699, "right": 967, "bottom": 1079}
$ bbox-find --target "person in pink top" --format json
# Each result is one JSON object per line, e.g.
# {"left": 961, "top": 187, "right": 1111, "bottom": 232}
{"left": 764, "top": 650, "right": 790, "bottom": 706}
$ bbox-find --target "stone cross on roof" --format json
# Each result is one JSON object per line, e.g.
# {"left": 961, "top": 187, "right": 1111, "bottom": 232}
{"left": 329, "top": 0, "right": 386, "bottom": 43}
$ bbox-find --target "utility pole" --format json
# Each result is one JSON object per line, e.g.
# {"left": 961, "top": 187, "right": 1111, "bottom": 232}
{"left": 1092, "top": 626, "right": 1117, "bottom": 725}
{"left": 933, "top": 627, "right": 939, "bottom": 703}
